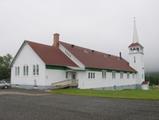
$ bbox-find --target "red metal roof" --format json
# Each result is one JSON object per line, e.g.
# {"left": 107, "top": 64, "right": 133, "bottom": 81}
{"left": 128, "top": 42, "right": 143, "bottom": 48}
{"left": 25, "top": 40, "right": 136, "bottom": 72}
{"left": 60, "top": 41, "right": 136, "bottom": 72}
{"left": 27, "top": 41, "right": 78, "bottom": 67}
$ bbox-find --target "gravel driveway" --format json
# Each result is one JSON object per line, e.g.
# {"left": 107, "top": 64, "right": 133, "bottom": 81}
{"left": 0, "top": 89, "right": 159, "bottom": 120}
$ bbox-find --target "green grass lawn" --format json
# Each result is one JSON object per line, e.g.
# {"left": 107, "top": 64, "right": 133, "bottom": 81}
{"left": 51, "top": 88, "right": 159, "bottom": 100}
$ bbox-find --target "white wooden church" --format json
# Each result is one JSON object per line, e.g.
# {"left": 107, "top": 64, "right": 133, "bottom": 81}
{"left": 11, "top": 19, "right": 145, "bottom": 89}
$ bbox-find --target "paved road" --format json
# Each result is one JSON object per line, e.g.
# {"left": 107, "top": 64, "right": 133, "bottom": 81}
{"left": 0, "top": 89, "right": 159, "bottom": 120}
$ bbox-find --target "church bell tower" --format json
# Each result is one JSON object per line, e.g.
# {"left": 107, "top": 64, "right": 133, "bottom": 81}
{"left": 128, "top": 17, "right": 145, "bottom": 84}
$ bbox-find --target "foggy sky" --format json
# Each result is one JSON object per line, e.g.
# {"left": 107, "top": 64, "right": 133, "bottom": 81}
{"left": 0, "top": 0, "right": 159, "bottom": 72}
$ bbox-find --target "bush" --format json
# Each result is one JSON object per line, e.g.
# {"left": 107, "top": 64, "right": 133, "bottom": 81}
{"left": 0, "top": 54, "right": 12, "bottom": 81}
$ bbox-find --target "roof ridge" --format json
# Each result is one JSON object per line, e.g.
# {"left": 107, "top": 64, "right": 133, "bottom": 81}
{"left": 60, "top": 41, "right": 119, "bottom": 58}
{"left": 25, "top": 40, "right": 51, "bottom": 47}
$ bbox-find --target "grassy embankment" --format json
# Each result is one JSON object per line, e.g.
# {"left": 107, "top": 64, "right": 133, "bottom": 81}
{"left": 51, "top": 88, "right": 159, "bottom": 100}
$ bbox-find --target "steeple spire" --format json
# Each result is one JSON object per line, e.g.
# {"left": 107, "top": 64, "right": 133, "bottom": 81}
{"left": 133, "top": 17, "right": 139, "bottom": 43}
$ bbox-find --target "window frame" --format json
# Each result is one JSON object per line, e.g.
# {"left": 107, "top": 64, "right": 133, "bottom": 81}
{"left": 26, "top": 65, "right": 29, "bottom": 76}
{"left": 33, "top": 65, "right": 36, "bottom": 75}
{"left": 23, "top": 66, "right": 26, "bottom": 76}
{"left": 66, "top": 72, "right": 68, "bottom": 78}
{"left": 134, "top": 56, "right": 136, "bottom": 63}
{"left": 17, "top": 66, "right": 20, "bottom": 76}
{"left": 127, "top": 73, "right": 130, "bottom": 79}
{"left": 102, "top": 70, "right": 107, "bottom": 79}
{"left": 132, "top": 73, "right": 135, "bottom": 79}
{"left": 36, "top": 64, "right": 39, "bottom": 75}
{"left": 33, "top": 64, "right": 39, "bottom": 76}
{"left": 112, "top": 71, "right": 116, "bottom": 79}
{"left": 88, "top": 72, "right": 95, "bottom": 79}
{"left": 120, "top": 72, "right": 123, "bottom": 79}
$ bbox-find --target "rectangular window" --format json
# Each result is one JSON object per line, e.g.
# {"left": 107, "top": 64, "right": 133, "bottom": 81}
{"left": 91, "top": 73, "right": 93, "bottom": 78}
{"left": 15, "top": 66, "right": 20, "bottom": 76}
{"left": 112, "top": 71, "right": 116, "bottom": 79}
{"left": 132, "top": 73, "right": 135, "bottom": 79}
{"left": 66, "top": 72, "right": 68, "bottom": 78}
{"left": 88, "top": 72, "right": 90, "bottom": 78}
{"left": 130, "top": 73, "right": 132, "bottom": 79}
{"left": 102, "top": 71, "right": 106, "bottom": 79}
{"left": 23, "top": 66, "right": 25, "bottom": 76}
{"left": 88, "top": 72, "right": 95, "bottom": 79}
{"left": 127, "top": 73, "right": 130, "bottom": 79}
{"left": 23, "top": 65, "right": 29, "bottom": 76}
{"left": 134, "top": 56, "right": 136, "bottom": 63}
{"left": 33, "top": 64, "right": 39, "bottom": 75}
{"left": 120, "top": 72, "right": 123, "bottom": 79}
{"left": 36, "top": 65, "right": 39, "bottom": 75}
{"left": 33, "top": 65, "right": 36, "bottom": 75}
{"left": 15, "top": 67, "right": 17, "bottom": 76}
{"left": 26, "top": 66, "right": 29, "bottom": 76}
{"left": 93, "top": 73, "right": 95, "bottom": 78}
{"left": 18, "top": 67, "right": 20, "bottom": 76}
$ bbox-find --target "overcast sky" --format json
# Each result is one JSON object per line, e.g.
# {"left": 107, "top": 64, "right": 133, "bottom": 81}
{"left": 0, "top": 0, "right": 159, "bottom": 72}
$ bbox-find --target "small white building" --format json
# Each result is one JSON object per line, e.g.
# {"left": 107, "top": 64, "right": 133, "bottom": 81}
{"left": 11, "top": 19, "right": 145, "bottom": 89}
